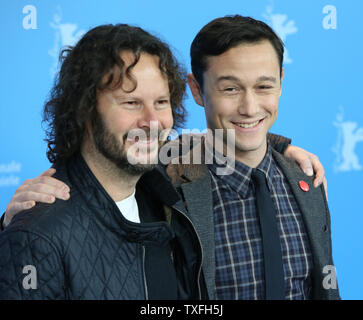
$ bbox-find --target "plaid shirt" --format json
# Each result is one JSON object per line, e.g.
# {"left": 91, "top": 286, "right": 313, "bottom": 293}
{"left": 208, "top": 145, "right": 313, "bottom": 300}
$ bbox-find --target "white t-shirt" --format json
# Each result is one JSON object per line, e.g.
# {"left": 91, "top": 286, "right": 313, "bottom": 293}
{"left": 115, "top": 189, "right": 140, "bottom": 223}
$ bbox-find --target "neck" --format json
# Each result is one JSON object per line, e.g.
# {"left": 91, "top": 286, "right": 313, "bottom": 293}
{"left": 81, "top": 141, "right": 141, "bottom": 202}
{"left": 234, "top": 143, "right": 267, "bottom": 168}
{"left": 211, "top": 134, "right": 267, "bottom": 169}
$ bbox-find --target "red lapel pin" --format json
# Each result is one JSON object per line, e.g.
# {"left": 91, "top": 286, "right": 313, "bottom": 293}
{"left": 299, "top": 180, "right": 309, "bottom": 192}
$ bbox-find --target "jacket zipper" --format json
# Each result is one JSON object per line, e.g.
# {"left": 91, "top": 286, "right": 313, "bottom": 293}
{"left": 142, "top": 245, "right": 149, "bottom": 300}
{"left": 172, "top": 206, "right": 203, "bottom": 300}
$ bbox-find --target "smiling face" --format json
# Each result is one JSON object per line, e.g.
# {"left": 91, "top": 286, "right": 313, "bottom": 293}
{"left": 88, "top": 51, "right": 174, "bottom": 175}
{"left": 188, "top": 40, "right": 283, "bottom": 167}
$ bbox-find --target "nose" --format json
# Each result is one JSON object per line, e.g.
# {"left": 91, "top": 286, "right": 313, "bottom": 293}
{"left": 238, "top": 89, "right": 258, "bottom": 116}
{"left": 137, "top": 105, "right": 160, "bottom": 129}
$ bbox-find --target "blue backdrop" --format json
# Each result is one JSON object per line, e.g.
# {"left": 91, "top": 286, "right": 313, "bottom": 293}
{"left": 1, "top": 0, "right": 362, "bottom": 299}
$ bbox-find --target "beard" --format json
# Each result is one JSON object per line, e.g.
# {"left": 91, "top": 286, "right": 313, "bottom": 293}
{"left": 91, "top": 113, "right": 160, "bottom": 176}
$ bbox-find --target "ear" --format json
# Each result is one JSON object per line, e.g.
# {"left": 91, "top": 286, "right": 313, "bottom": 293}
{"left": 187, "top": 73, "right": 204, "bottom": 107}
{"left": 279, "top": 67, "right": 284, "bottom": 96}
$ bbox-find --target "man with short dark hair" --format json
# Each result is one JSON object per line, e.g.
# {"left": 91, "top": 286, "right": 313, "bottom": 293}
{"left": 172, "top": 15, "right": 339, "bottom": 299}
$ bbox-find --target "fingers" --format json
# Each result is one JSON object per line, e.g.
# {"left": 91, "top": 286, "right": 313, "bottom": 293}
{"left": 3, "top": 168, "right": 71, "bottom": 228}
{"left": 15, "top": 180, "right": 70, "bottom": 201}
{"left": 40, "top": 168, "right": 56, "bottom": 177}
{"left": 311, "top": 155, "right": 325, "bottom": 188}
{"left": 285, "top": 145, "right": 327, "bottom": 189}
{"left": 295, "top": 152, "right": 327, "bottom": 191}
{"left": 296, "top": 158, "right": 314, "bottom": 177}
{"left": 300, "top": 154, "right": 325, "bottom": 188}
{"left": 5, "top": 201, "right": 36, "bottom": 222}
{"left": 21, "top": 168, "right": 56, "bottom": 187}
{"left": 285, "top": 146, "right": 314, "bottom": 177}
{"left": 13, "top": 190, "right": 58, "bottom": 204}
{"left": 297, "top": 153, "right": 326, "bottom": 189}
{"left": 30, "top": 174, "right": 70, "bottom": 194}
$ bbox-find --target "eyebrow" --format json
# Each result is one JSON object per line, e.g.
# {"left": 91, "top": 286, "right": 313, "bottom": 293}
{"left": 256, "top": 76, "right": 277, "bottom": 83}
{"left": 113, "top": 92, "right": 170, "bottom": 100}
{"left": 216, "top": 75, "right": 277, "bottom": 84}
{"left": 216, "top": 76, "right": 240, "bottom": 83}
{"left": 157, "top": 94, "right": 171, "bottom": 100}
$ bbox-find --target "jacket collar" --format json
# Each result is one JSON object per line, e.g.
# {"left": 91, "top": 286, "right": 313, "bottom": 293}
{"left": 60, "top": 153, "right": 176, "bottom": 247}
{"left": 138, "top": 167, "right": 181, "bottom": 207}
{"left": 165, "top": 134, "right": 209, "bottom": 185}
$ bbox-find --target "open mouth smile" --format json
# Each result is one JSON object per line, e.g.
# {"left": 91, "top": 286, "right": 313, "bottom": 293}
{"left": 231, "top": 118, "right": 265, "bottom": 131}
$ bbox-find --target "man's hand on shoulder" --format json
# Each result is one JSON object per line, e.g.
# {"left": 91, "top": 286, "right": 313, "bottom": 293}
{"left": 284, "top": 145, "right": 328, "bottom": 200}
{"left": 3, "top": 168, "right": 70, "bottom": 228}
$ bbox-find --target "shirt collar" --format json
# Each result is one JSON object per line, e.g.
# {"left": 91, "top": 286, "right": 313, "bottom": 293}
{"left": 207, "top": 143, "right": 276, "bottom": 197}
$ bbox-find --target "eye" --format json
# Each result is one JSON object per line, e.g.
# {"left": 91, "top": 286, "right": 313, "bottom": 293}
{"left": 156, "top": 99, "right": 171, "bottom": 109}
{"left": 116, "top": 99, "right": 134, "bottom": 105}
{"left": 122, "top": 100, "right": 140, "bottom": 109}
{"left": 220, "top": 87, "right": 239, "bottom": 95}
{"left": 224, "top": 87, "right": 237, "bottom": 92}
{"left": 258, "top": 85, "right": 273, "bottom": 90}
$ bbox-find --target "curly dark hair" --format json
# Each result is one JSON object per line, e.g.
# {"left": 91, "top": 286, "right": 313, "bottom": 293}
{"left": 43, "top": 24, "right": 187, "bottom": 164}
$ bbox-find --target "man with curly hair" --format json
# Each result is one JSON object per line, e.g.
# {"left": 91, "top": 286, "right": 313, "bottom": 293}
{"left": 0, "top": 24, "right": 202, "bottom": 299}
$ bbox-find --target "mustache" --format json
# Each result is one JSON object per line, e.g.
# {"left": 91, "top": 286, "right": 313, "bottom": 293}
{"left": 125, "top": 127, "right": 169, "bottom": 142}
{"left": 125, "top": 129, "right": 152, "bottom": 142}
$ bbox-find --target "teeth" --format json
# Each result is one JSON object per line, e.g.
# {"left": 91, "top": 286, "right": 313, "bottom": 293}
{"left": 235, "top": 120, "right": 260, "bottom": 128}
{"left": 136, "top": 139, "right": 156, "bottom": 144}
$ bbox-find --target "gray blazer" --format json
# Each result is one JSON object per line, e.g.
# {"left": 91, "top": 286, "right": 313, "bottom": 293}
{"left": 166, "top": 141, "right": 340, "bottom": 300}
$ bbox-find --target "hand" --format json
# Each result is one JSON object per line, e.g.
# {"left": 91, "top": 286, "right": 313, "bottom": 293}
{"left": 284, "top": 145, "right": 328, "bottom": 199}
{"left": 3, "top": 168, "right": 70, "bottom": 228}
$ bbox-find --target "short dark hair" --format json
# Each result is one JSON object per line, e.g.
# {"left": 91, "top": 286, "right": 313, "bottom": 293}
{"left": 190, "top": 15, "right": 284, "bottom": 89}
{"left": 44, "top": 24, "right": 187, "bottom": 164}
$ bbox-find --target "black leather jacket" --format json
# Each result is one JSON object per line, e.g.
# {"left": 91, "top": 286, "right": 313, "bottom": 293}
{"left": 0, "top": 154, "right": 204, "bottom": 299}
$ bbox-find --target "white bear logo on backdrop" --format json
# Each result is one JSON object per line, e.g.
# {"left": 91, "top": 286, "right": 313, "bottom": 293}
{"left": 48, "top": 6, "right": 85, "bottom": 78}
{"left": 0, "top": 162, "right": 21, "bottom": 187}
{"left": 263, "top": 5, "right": 298, "bottom": 64}
{"left": 333, "top": 107, "right": 363, "bottom": 172}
